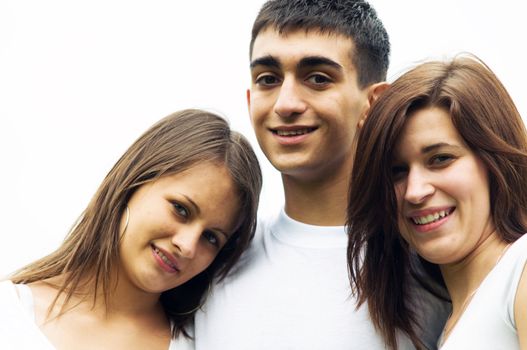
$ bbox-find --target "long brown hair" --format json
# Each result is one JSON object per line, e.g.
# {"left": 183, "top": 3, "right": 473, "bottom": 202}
{"left": 347, "top": 55, "right": 527, "bottom": 349}
{"left": 11, "top": 109, "right": 262, "bottom": 338}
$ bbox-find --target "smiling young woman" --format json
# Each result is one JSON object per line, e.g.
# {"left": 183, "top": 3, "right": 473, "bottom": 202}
{"left": 347, "top": 55, "right": 527, "bottom": 349}
{"left": 0, "top": 109, "right": 262, "bottom": 350}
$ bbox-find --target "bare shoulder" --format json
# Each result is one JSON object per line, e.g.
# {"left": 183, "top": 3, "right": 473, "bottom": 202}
{"left": 26, "top": 278, "right": 66, "bottom": 323}
{"left": 514, "top": 259, "right": 527, "bottom": 349}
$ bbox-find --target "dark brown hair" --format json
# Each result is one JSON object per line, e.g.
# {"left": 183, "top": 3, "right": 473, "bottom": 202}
{"left": 250, "top": 0, "right": 390, "bottom": 88}
{"left": 11, "top": 109, "right": 262, "bottom": 338}
{"left": 347, "top": 55, "right": 527, "bottom": 349}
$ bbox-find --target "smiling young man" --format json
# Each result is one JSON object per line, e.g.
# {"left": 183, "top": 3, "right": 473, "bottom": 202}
{"left": 194, "top": 1, "right": 449, "bottom": 349}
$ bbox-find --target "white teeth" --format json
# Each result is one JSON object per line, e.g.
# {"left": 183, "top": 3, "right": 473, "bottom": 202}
{"left": 154, "top": 247, "right": 177, "bottom": 269}
{"left": 275, "top": 128, "right": 312, "bottom": 136}
{"left": 411, "top": 210, "right": 450, "bottom": 225}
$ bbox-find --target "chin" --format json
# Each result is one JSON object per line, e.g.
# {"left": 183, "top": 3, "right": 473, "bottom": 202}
{"left": 415, "top": 249, "right": 455, "bottom": 266}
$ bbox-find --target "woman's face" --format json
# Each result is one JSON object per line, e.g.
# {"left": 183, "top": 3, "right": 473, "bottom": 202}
{"left": 118, "top": 161, "right": 240, "bottom": 295}
{"left": 392, "top": 107, "right": 494, "bottom": 265}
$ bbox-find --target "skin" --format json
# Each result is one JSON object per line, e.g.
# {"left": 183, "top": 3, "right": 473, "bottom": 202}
{"left": 515, "top": 265, "right": 527, "bottom": 349}
{"left": 392, "top": 107, "right": 510, "bottom": 341}
{"left": 248, "top": 27, "right": 387, "bottom": 226}
{"left": 28, "top": 162, "right": 240, "bottom": 350}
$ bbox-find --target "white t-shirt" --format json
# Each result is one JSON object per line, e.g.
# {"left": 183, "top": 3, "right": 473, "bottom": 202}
{"left": 195, "top": 209, "right": 449, "bottom": 349}
{"left": 439, "top": 233, "right": 527, "bottom": 349}
{"left": 0, "top": 280, "right": 56, "bottom": 350}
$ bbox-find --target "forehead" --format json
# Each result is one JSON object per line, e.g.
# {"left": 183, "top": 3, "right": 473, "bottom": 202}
{"left": 396, "top": 108, "right": 463, "bottom": 153}
{"left": 251, "top": 27, "right": 355, "bottom": 70}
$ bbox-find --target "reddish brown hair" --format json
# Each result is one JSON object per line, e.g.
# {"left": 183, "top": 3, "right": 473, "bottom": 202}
{"left": 347, "top": 55, "right": 527, "bottom": 349}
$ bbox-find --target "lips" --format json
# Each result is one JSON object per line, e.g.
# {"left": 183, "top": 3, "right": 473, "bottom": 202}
{"left": 410, "top": 208, "right": 454, "bottom": 225}
{"left": 406, "top": 207, "right": 455, "bottom": 233}
{"left": 151, "top": 244, "right": 180, "bottom": 273}
{"left": 269, "top": 125, "right": 318, "bottom": 145}
{"left": 272, "top": 127, "right": 317, "bottom": 136}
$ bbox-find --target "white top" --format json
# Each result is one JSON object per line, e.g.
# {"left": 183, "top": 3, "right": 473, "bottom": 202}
{"left": 0, "top": 280, "right": 192, "bottom": 349}
{"left": 194, "top": 209, "right": 449, "bottom": 349}
{"left": 439, "top": 233, "right": 527, "bottom": 349}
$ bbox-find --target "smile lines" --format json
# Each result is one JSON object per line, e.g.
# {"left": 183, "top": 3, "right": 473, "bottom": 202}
{"left": 411, "top": 208, "right": 453, "bottom": 225}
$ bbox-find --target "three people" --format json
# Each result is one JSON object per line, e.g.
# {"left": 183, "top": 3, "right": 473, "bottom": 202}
{"left": 194, "top": 0, "right": 449, "bottom": 348}
{"left": 3, "top": 3, "right": 524, "bottom": 350}
{"left": 0, "top": 109, "right": 262, "bottom": 349}
{"left": 348, "top": 56, "right": 527, "bottom": 349}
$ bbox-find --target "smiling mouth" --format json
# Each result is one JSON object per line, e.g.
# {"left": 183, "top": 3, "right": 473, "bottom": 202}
{"left": 152, "top": 245, "right": 179, "bottom": 271}
{"left": 410, "top": 208, "right": 454, "bottom": 225}
{"left": 272, "top": 127, "right": 317, "bottom": 136}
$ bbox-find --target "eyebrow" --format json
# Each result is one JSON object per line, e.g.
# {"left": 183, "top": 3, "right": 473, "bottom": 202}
{"left": 297, "top": 56, "right": 342, "bottom": 71}
{"left": 250, "top": 55, "right": 281, "bottom": 69}
{"left": 183, "top": 194, "right": 231, "bottom": 240}
{"left": 421, "top": 142, "right": 459, "bottom": 153}
{"left": 250, "top": 55, "right": 343, "bottom": 72}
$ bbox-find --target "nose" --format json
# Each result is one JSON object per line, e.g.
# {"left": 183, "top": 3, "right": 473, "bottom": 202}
{"left": 403, "top": 168, "right": 435, "bottom": 205}
{"left": 274, "top": 76, "right": 307, "bottom": 118}
{"left": 171, "top": 225, "right": 202, "bottom": 259}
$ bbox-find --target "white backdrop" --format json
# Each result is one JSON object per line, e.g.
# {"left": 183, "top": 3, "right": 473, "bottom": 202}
{"left": 1, "top": 0, "right": 526, "bottom": 277}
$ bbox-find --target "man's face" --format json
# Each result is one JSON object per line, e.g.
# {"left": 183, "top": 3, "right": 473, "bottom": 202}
{"left": 248, "top": 27, "right": 372, "bottom": 181}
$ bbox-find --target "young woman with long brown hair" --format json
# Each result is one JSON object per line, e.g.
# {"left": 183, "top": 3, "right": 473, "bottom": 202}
{"left": 0, "top": 109, "right": 262, "bottom": 349}
{"left": 348, "top": 56, "right": 527, "bottom": 349}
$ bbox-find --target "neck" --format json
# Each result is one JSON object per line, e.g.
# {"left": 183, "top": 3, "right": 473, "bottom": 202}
{"left": 103, "top": 269, "right": 164, "bottom": 317}
{"left": 440, "top": 231, "right": 509, "bottom": 309}
{"left": 49, "top": 271, "right": 164, "bottom": 318}
{"left": 281, "top": 165, "right": 350, "bottom": 226}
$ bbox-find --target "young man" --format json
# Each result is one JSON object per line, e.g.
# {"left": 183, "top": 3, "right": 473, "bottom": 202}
{"left": 194, "top": 1, "right": 449, "bottom": 348}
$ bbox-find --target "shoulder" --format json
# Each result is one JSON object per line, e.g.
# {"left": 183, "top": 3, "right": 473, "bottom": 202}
{"left": 0, "top": 281, "right": 35, "bottom": 347}
{"left": 513, "top": 236, "right": 527, "bottom": 347}
{"left": 0, "top": 279, "right": 15, "bottom": 291}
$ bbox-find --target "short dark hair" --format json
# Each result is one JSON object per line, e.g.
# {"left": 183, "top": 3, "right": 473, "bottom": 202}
{"left": 250, "top": 0, "right": 390, "bottom": 87}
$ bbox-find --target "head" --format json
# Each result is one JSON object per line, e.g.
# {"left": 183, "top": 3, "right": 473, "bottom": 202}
{"left": 12, "top": 109, "right": 262, "bottom": 336}
{"left": 347, "top": 55, "right": 527, "bottom": 349}
{"left": 250, "top": 0, "right": 390, "bottom": 88}
{"left": 248, "top": 0, "right": 390, "bottom": 182}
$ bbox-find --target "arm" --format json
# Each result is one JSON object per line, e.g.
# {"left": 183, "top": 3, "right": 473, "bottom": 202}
{"left": 515, "top": 262, "right": 527, "bottom": 349}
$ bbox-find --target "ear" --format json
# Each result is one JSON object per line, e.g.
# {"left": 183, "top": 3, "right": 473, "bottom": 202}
{"left": 246, "top": 89, "right": 251, "bottom": 113}
{"left": 357, "top": 82, "right": 390, "bottom": 129}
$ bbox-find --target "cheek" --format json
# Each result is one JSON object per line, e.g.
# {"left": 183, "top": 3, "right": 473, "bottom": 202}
{"left": 249, "top": 94, "right": 269, "bottom": 121}
{"left": 394, "top": 184, "right": 413, "bottom": 244}
{"left": 192, "top": 248, "right": 218, "bottom": 274}
{"left": 394, "top": 182, "right": 406, "bottom": 202}
{"left": 394, "top": 183, "right": 407, "bottom": 221}
{"left": 397, "top": 218, "right": 414, "bottom": 246}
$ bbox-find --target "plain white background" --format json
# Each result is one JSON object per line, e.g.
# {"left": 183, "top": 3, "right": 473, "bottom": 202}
{"left": 1, "top": 0, "right": 526, "bottom": 276}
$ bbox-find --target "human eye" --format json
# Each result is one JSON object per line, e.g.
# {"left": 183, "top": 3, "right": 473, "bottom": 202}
{"left": 255, "top": 73, "right": 281, "bottom": 87}
{"left": 202, "top": 230, "right": 220, "bottom": 248}
{"left": 305, "top": 73, "right": 332, "bottom": 88}
{"left": 391, "top": 164, "right": 408, "bottom": 182}
{"left": 171, "top": 202, "right": 189, "bottom": 218}
{"left": 429, "top": 154, "right": 455, "bottom": 167}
